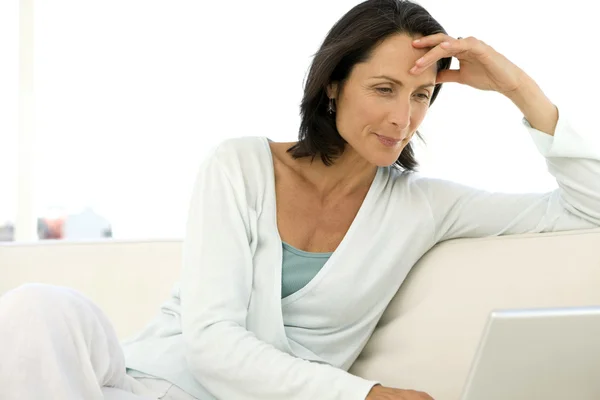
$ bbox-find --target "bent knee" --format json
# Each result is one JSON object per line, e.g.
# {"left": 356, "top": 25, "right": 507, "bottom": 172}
{"left": 0, "top": 283, "right": 82, "bottom": 317}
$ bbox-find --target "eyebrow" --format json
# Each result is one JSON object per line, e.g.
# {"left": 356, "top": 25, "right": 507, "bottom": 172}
{"left": 371, "top": 75, "right": 436, "bottom": 90}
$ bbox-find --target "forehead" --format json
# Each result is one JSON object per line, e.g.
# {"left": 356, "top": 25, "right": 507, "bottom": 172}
{"left": 353, "top": 33, "right": 437, "bottom": 82}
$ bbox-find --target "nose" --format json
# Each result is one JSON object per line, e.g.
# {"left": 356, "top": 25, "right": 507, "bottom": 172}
{"left": 387, "top": 100, "right": 411, "bottom": 131}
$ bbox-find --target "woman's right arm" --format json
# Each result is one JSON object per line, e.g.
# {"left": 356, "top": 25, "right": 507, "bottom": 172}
{"left": 179, "top": 147, "right": 378, "bottom": 400}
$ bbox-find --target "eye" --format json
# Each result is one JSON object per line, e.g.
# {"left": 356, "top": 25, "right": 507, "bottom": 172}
{"left": 376, "top": 87, "right": 393, "bottom": 94}
{"left": 416, "top": 93, "right": 430, "bottom": 101}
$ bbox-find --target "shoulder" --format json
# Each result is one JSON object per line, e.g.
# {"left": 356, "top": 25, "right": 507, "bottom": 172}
{"left": 198, "top": 136, "right": 273, "bottom": 190}
{"left": 403, "top": 171, "right": 472, "bottom": 197}
{"left": 382, "top": 167, "right": 447, "bottom": 204}
{"left": 210, "top": 136, "right": 269, "bottom": 163}
{"left": 201, "top": 136, "right": 269, "bottom": 172}
{"left": 384, "top": 167, "right": 426, "bottom": 192}
{"left": 394, "top": 171, "right": 481, "bottom": 216}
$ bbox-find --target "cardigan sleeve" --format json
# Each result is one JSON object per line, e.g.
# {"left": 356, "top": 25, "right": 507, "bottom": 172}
{"left": 414, "top": 105, "right": 600, "bottom": 243}
{"left": 179, "top": 146, "right": 378, "bottom": 400}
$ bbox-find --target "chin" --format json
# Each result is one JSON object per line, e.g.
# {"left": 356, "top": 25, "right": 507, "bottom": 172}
{"left": 369, "top": 150, "right": 403, "bottom": 167}
{"left": 365, "top": 134, "right": 408, "bottom": 167}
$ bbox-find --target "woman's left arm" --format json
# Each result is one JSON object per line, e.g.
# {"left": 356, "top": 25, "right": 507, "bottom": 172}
{"left": 412, "top": 34, "right": 561, "bottom": 136}
{"left": 414, "top": 109, "right": 600, "bottom": 243}
{"left": 504, "top": 74, "right": 559, "bottom": 137}
{"left": 411, "top": 35, "right": 600, "bottom": 242}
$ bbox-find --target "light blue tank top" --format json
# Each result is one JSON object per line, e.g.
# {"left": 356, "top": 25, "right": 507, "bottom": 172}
{"left": 127, "top": 244, "right": 331, "bottom": 382}
{"left": 281, "top": 242, "right": 333, "bottom": 299}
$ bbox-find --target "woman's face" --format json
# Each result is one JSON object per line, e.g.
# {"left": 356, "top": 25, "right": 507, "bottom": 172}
{"left": 331, "top": 33, "right": 438, "bottom": 167}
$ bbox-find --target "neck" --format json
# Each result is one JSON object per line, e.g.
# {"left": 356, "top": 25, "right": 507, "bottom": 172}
{"left": 298, "top": 146, "right": 377, "bottom": 199}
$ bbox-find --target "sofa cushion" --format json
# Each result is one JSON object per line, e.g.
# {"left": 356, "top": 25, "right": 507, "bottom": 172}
{"left": 0, "top": 239, "right": 182, "bottom": 339}
{"left": 1, "top": 228, "right": 599, "bottom": 399}
{"left": 349, "top": 228, "right": 600, "bottom": 399}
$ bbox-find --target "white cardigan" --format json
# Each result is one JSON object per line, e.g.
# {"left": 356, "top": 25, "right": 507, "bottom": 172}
{"left": 123, "top": 107, "right": 600, "bottom": 400}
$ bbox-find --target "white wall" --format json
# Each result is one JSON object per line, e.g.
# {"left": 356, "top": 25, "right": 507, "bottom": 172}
{"left": 0, "top": 1, "right": 19, "bottom": 224}
{"left": 3, "top": 0, "right": 598, "bottom": 239}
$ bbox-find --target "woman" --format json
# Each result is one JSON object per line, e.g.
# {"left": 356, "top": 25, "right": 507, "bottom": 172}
{"left": 1, "top": 0, "right": 599, "bottom": 399}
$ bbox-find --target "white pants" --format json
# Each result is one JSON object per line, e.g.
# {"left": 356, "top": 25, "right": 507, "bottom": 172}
{"left": 0, "top": 283, "right": 197, "bottom": 400}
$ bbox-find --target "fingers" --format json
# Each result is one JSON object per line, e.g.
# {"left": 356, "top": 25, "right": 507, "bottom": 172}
{"left": 412, "top": 33, "right": 452, "bottom": 47}
{"left": 445, "top": 36, "right": 488, "bottom": 56}
{"left": 410, "top": 37, "right": 463, "bottom": 75}
{"left": 413, "top": 34, "right": 486, "bottom": 51}
{"left": 411, "top": 34, "right": 494, "bottom": 76}
{"left": 436, "top": 68, "right": 461, "bottom": 84}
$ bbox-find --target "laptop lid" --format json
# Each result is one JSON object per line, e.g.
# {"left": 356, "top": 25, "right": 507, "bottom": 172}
{"left": 460, "top": 306, "right": 600, "bottom": 400}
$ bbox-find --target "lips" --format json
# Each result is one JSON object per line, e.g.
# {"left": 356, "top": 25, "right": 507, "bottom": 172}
{"left": 374, "top": 133, "right": 404, "bottom": 147}
{"left": 376, "top": 134, "right": 403, "bottom": 143}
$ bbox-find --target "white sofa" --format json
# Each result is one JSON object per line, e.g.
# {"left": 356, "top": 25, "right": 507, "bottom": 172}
{"left": 1, "top": 228, "right": 600, "bottom": 399}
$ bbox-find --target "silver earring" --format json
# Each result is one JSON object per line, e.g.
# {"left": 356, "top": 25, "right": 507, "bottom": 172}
{"left": 327, "top": 98, "right": 336, "bottom": 115}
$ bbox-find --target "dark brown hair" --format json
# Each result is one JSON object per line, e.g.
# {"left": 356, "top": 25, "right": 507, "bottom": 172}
{"left": 288, "top": 0, "right": 452, "bottom": 171}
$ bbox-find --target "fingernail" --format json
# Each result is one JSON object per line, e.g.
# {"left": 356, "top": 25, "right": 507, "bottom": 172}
{"left": 416, "top": 57, "right": 424, "bottom": 65}
{"left": 441, "top": 41, "right": 451, "bottom": 48}
{"left": 413, "top": 39, "right": 421, "bottom": 43}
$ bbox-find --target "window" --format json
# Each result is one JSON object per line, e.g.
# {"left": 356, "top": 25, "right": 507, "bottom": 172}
{"left": 10, "top": 0, "right": 597, "bottom": 241}
{"left": 0, "top": 0, "right": 19, "bottom": 241}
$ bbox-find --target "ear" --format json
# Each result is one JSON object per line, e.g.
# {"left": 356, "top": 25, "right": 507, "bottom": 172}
{"left": 326, "top": 82, "right": 339, "bottom": 99}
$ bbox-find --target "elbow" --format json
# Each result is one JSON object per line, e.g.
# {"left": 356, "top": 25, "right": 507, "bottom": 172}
{"left": 182, "top": 324, "right": 218, "bottom": 378}
{"left": 182, "top": 320, "right": 244, "bottom": 380}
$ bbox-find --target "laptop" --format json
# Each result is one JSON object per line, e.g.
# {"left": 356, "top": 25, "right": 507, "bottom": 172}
{"left": 459, "top": 305, "right": 600, "bottom": 400}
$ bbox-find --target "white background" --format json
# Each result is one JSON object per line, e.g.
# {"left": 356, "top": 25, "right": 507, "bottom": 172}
{"left": 0, "top": 0, "right": 597, "bottom": 239}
